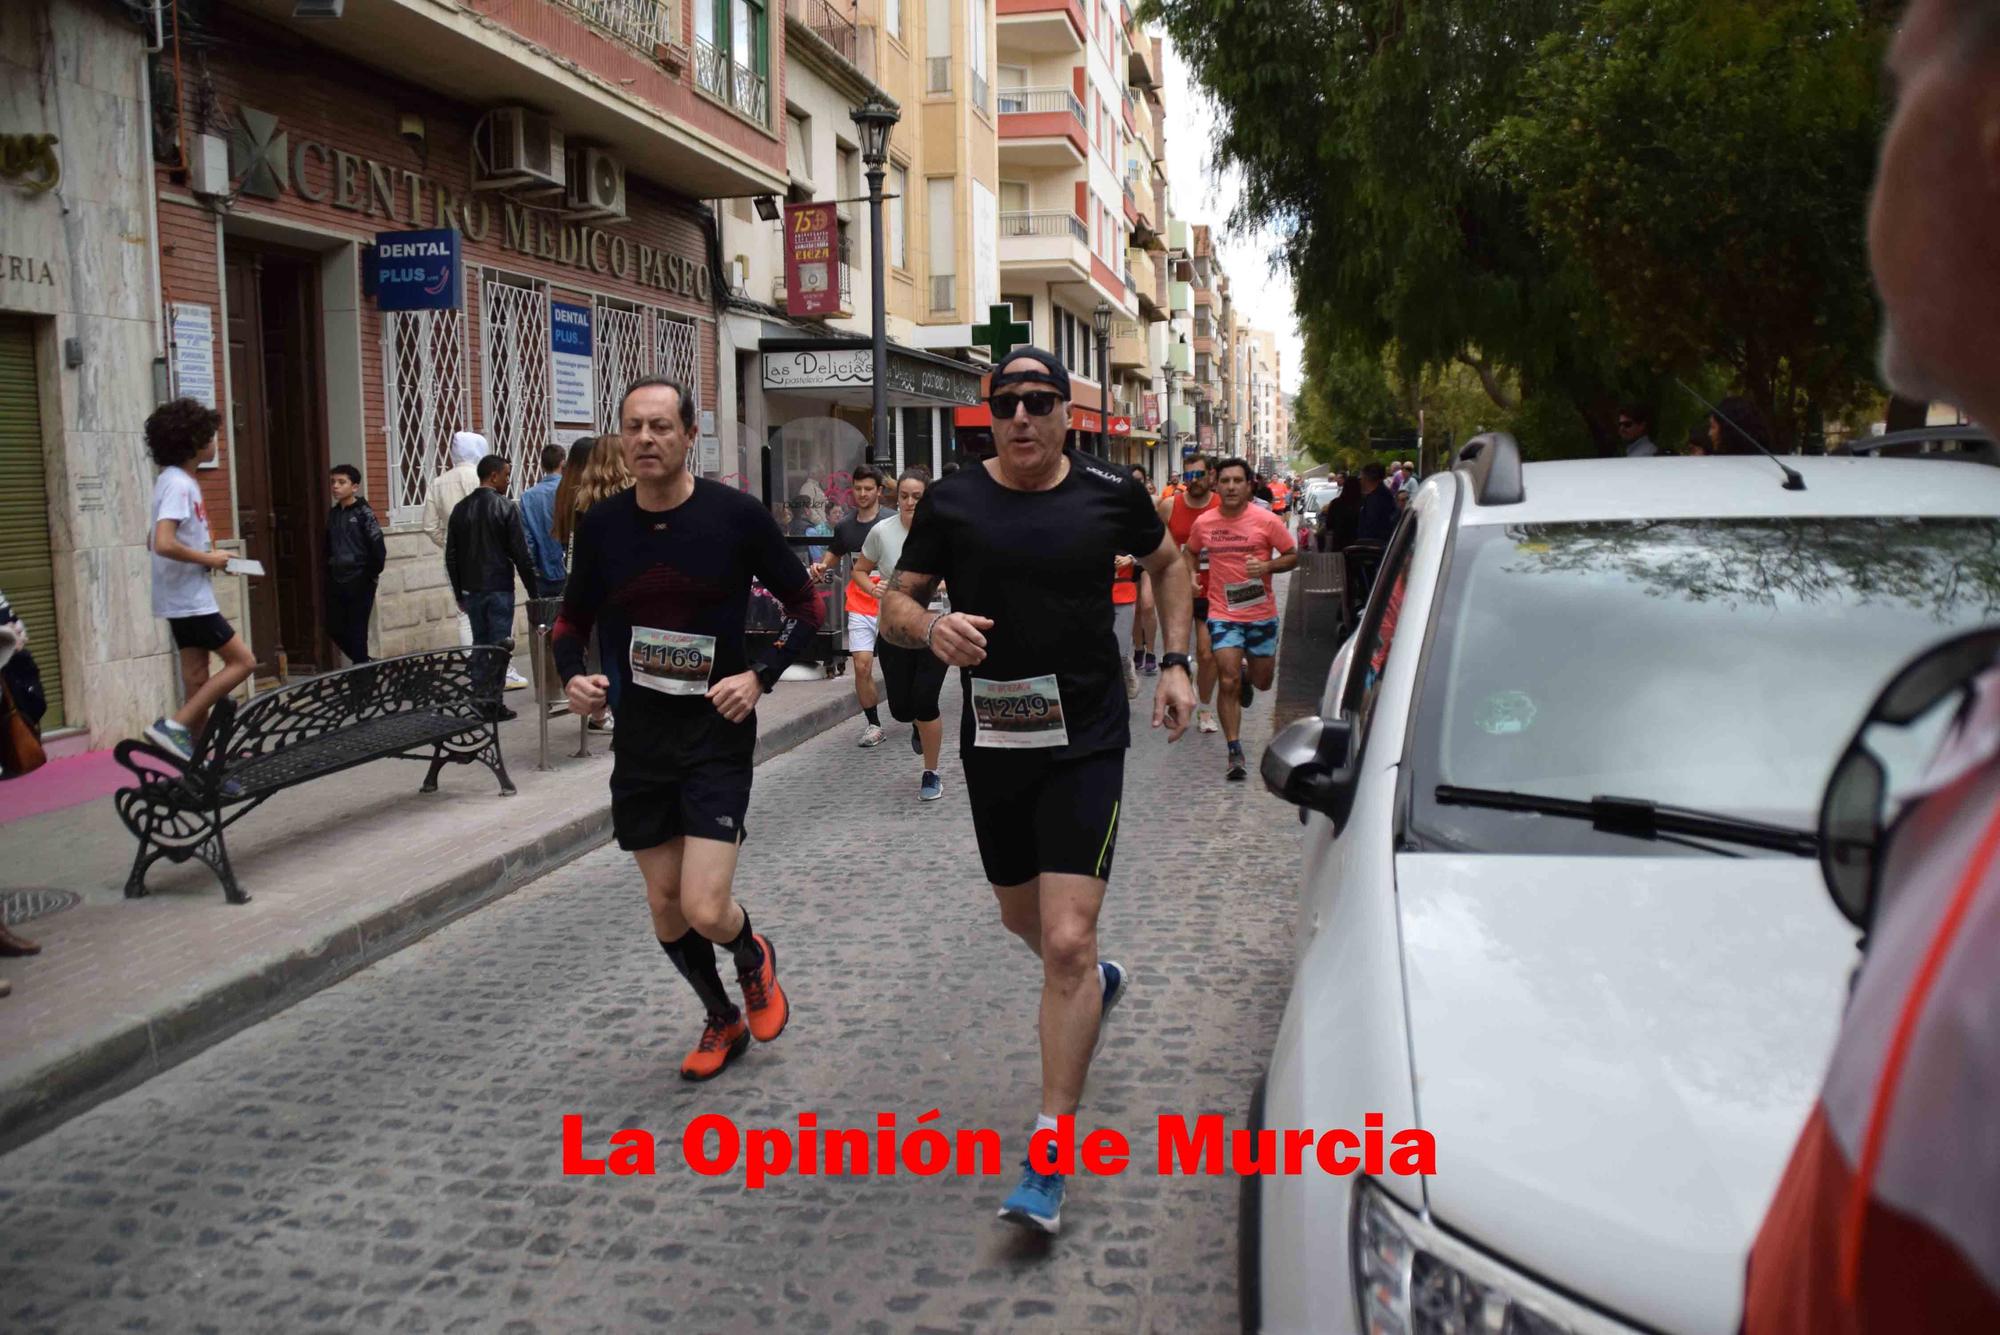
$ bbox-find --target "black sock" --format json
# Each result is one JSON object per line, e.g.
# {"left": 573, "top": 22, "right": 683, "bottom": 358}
{"left": 660, "top": 931, "right": 738, "bottom": 1021}
{"left": 864, "top": 706, "right": 881, "bottom": 726}
{"left": 719, "top": 908, "right": 764, "bottom": 975}
{"left": 1228, "top": 740, "right": 1245, "bottom": 757}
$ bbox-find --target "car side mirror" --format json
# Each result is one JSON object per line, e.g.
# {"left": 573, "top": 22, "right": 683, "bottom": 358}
{"left": 1261, "top": 713, "right": 1359, "bottom": 826}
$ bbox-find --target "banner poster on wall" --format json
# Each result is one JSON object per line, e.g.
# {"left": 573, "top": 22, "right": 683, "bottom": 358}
{"left": 551, "top": 302, "right": 595, "bottom": 424}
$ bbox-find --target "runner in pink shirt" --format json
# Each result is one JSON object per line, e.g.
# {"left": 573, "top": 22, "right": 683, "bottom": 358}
{"left": 1182, "top": 458, "right": 1298, "bottom": 781}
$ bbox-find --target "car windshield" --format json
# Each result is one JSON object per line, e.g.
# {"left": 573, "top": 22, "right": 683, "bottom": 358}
{"left": 1406, "top": 516, "right": 2000, "bottom": 856}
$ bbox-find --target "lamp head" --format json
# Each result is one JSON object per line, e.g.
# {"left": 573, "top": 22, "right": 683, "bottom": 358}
{"left": 850, "top": 95, "right": 900, "bottom": 167}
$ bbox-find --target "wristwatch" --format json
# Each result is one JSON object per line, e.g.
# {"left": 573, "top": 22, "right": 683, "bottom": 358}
{"left": 1160, "top": 653, "right": 1193, "bottom": 674}
{"left": 754, "top": 661, "right": 783, "bottom": 694}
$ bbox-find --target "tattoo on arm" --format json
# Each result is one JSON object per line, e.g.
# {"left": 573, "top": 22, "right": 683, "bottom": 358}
{"left": 879, "top": 570, "right": 942, "bottom": 648}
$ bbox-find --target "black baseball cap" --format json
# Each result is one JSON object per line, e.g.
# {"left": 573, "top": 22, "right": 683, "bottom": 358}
{"left": 989, "top": 347, "right": 1071, "bottom": 401}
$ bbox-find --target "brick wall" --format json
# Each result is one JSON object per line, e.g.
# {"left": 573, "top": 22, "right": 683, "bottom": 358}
{"left": 154, "top": 3, "right": 735, "bottom": 661}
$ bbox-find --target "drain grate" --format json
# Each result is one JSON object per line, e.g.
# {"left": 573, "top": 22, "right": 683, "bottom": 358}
{"left": 0, "top": 889, "right": 82, "bottom": 925}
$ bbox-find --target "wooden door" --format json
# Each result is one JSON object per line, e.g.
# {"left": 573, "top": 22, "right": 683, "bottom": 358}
{"left": 258, "top": 256, "right": 324, "bottom": 672}
{"left": 224, "top": 253, "right": 283, "bottom": 673}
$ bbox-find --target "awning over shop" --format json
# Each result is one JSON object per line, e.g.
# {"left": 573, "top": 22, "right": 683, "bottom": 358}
{"left": 953, "top": 404, "right": 1127, "bottom": 435}
{"left": 760, "top": 336, "right": 985, "bottom": 408}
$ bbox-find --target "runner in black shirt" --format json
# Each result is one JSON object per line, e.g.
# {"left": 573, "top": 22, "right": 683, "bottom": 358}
{"left": 554, "top": 376, "right": 820, "bottom": 1082}
{"left": 808, "top": 465, "right": 896, "bottom": 748}
{"left": 880, "top": 347, "right": 1196, "bottom": 1235}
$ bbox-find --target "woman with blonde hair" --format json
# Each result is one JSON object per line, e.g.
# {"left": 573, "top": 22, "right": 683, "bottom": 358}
{"left": 558, "top": 434, "right": 632, "bottom": 729}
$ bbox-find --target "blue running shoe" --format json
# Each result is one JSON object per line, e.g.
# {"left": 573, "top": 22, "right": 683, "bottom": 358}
{"left": 919, "top": 770, "right": 944, "bottom": 802}
{"left": 998, "top": 1160, "right": 1065, "bottom": 1235}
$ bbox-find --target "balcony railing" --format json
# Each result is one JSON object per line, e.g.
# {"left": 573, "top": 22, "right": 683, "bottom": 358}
{"left": 555, "top": 0, "right": 676, "bottom": 54}
{"left": 787, "top": 0, "right": 855, "bottom": 62}
{"left": 695, "top": 37, "right": 770, "bottom": 123}
{"left": 971, "top": 69, "right": 990, "bottom": 114}
{"left": 1000, "top": 210, "right": 1088, "bottom": 244}
{"left": 995, "top": 86, "right": 1085, "bottom": 128}
{"left": 930, "top": 274, "right": 956, "bottom": 312}
{"left": 927, "top": 56, "right": 951, "bottom": 93}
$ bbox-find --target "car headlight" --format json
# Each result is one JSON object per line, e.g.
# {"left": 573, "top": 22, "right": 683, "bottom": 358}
{"left": 1352, "top": 1179, "right": 1638, "bottom": 1335}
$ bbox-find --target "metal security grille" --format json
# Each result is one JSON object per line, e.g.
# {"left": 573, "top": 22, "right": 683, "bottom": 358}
{"left": 0, "top": 316, "right": 62, "bottom": 728}
{"left": 480, "top": 274, "right": 552, "bottom": 496}
{"left": 382, "top": 309, "right": 471, "bottom": 525}
{"left": 655, "top": 314, "right": 700, "bottom": 412}
{"left": 593, "top": 301, "right": 651, "bottom": 433}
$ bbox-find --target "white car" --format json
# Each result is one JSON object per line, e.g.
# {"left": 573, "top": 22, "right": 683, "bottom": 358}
{"left": 1248, "top": 438, "right": 2000, "bottom": 1334}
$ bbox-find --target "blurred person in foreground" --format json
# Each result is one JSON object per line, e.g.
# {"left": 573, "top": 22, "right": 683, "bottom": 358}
{"left": 1743, "top": 1, "right": 2000, "bottom": 1327}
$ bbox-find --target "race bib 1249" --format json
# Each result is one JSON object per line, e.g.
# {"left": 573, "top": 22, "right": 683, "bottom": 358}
{"left": 970, "top": 674, "right": 1068, "bottom": 749}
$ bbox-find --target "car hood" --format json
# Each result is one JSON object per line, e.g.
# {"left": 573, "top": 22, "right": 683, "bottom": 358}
{"left": 1395, "top": 853, "right": 1856, "bottom": 1334}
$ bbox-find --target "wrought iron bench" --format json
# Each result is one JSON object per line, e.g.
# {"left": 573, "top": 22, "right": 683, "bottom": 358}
{"left": 112, "top": 647, "right": 516, "bottom": 905}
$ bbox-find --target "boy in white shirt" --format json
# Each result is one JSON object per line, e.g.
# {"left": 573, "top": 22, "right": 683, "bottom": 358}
{"left": 143, "top": 398, "right": 256, "bottom": 761}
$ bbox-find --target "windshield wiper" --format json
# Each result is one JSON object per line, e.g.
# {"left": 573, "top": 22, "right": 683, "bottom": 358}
{"left": 1434, "top": 785, "right": 1820, "bottom": 857}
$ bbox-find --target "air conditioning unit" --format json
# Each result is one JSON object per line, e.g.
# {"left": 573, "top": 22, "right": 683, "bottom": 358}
{"left": 475, "top": 108, "right": 565, "bottom": 192}
{"left": 564, "top": 147, "right": 627, "bottom": 220}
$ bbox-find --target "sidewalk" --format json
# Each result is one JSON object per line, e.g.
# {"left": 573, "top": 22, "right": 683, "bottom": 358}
{"left": 0, "top": 662, "right": 873, "bottom": 1151}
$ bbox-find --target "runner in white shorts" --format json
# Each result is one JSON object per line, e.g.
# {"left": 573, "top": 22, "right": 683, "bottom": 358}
{"left": 811, "top": 465, "right": 896, "bottom": 747}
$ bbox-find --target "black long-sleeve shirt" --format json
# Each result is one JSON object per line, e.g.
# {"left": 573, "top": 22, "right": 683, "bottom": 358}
{"left": 552, "top": 481, "right": 821, "bottom": 698}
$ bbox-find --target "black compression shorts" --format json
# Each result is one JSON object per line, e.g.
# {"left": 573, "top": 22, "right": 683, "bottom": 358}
{"left": 878, "top": 642, "right": 947, "bottom": 724}
{"left": 962, "top": 747, "right": 1125, "bottom": 886}
{"left": 609, "top": 706, "right": 756, "bottom": 850}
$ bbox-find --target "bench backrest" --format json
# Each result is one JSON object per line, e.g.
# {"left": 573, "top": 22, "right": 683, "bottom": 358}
{"left": 194, "top": 646, "right": 507, "bottom": 768}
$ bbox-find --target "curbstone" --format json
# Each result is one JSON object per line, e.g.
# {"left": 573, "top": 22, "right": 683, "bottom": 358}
{"left": 0, "top": 675, "right": 869, "bottom": 1153}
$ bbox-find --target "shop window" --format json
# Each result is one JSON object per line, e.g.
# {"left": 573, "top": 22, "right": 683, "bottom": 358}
{"left": 383, "top": 307, "right": 472, "bottom": 525}
{"left": 479, "top": 272, "right": 552, "bottom": 495}
{"left": 594, "top": 299, "right": 651, "bottom": 434}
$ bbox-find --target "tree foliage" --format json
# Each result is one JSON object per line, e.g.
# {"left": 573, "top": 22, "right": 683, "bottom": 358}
{"left": 1487, "top": 0, "right": 1887, "bottom": 448}
{"left": 1146, "top": 0, "right": 1892, "bottom": 456}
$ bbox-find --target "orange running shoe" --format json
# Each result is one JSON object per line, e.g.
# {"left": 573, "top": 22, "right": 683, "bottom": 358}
{"left": 680, "top": 1014, "right": 749, "bottom": 1081}
{"left": 737, "top": 933, "right": 789, "bottom": 1042}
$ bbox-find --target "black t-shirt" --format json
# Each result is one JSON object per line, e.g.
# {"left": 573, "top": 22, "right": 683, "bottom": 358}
{"left": 898, "top": 450, "right": 1167, "bottom": 758}
{"left": 552, "top": 482, "right": 820, "bottom": 771}
{"left": 831, "top": 510, "right": 893, "bottom": 557}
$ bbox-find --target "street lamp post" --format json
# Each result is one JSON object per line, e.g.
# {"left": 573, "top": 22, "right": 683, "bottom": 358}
{"left": 1092, "top": 301, "right": 1114, "bottom": 456}
{"left": 851, "top": 94, "right": 900, "bottom": 471}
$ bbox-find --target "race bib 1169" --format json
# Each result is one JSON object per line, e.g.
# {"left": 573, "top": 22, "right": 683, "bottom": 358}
{"left": 630, "top": 627, "right": 717, "bottom": 697}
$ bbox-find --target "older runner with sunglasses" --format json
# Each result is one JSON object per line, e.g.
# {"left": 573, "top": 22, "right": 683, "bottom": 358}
{"left": 880, "top": 348, "right": 1196, "bottom": 1236}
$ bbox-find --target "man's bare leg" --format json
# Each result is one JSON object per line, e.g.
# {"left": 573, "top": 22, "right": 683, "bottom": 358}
{"left": 1215, "top": 646, "right": 1246, "bottom": 744}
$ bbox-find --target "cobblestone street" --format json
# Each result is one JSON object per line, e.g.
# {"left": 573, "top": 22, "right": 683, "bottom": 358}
{"left": 0, "top": 649, "right": 1301, "bottom": 1334}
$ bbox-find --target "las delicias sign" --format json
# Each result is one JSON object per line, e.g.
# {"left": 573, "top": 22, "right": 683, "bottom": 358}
{"left": 229, "top": 106, "right": 711, "bottom": 302}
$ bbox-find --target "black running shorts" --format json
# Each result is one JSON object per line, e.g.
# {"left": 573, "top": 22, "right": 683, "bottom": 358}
{"left": 878, "top": 642, "right": 947, "bottom": 724}
{"left": 168, "top": 613, "right": 236, "bottom": 653}
{"left": 611, "top": 756, "right": 753, "bottom": 851}
{"left": 962, "top": 747, "right": 1125, "bottom": 886}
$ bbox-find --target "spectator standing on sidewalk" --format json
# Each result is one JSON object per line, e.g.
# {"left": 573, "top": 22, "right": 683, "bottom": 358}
{"left": 445, "top": 455, "right": 539, "bottom": 706}
{"left": 556, "top": 436, "right": 633, "bottom": 727}
{"left": 140, "top": 398, "right": 257, "bottom": 763}
{"left": 1617, "top": 404, "right": 1659, "bottom": 457}
{"left": 0, "top": 589, "right": 42, "bottom": 980}
{"left": 324, "top": 464, "right": 386, "bottom": 666}
{"left": 519, "top": 443, "right": 569, "bottom": 601}
{"left": 424, "top": 432, "right": 485, "bottom": 646}
{"left": 1355, "top": 462, "right": 1400, "bottom": 543}
{"left": 1743, "top": 1, "right": 2000, "bottom": 1326}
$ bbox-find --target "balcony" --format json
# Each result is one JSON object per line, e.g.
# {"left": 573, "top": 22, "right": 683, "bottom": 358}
{"left": 1111, "top": 319, "right": 1147, "bottom": 370}
{"left": 998, "top": 210, "right": 1091, "bottom": 283}
{"left": 1168, "top": 341, "right": 1192, "bottom": 375}
{"left": 1170, "top": 280, "right": 1191, "bottom": 316}
{"left": 1168, "top": 218, "right": 1190, "bottom": 255}
{"left": 997, "top": 86, "right": 1088, "bottom": 166}
{"left": 785, "top": 0, "right": 856, "bottom": 62}
{"left": 695, "top": 37, "right": 770, "bottom": 124}
{"left": 556, "top": 0, "right": 676, "bottom": 54}
{"left": 996, "top": 0, "right": 1086, "bottom": 54}
{"left": 971, "top": 68, "right": 990, "bottom": 115}
{"left": 1127, "top": 22, "right": 1158, "bottom": 88}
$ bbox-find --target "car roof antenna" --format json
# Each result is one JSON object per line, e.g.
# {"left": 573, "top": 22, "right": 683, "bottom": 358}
{"left": 1676, "top": 379, "right": 1806, "bottom": 490}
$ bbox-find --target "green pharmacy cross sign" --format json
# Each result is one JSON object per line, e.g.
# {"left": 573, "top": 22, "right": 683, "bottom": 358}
{"left": 971, "top": 303, "right": 1032, "bottom": 365}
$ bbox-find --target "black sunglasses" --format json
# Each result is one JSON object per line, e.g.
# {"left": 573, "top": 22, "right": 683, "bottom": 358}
{"left": 989, "top": 391, "right": 1063, "bottom": 420}
{"left": 1820, "top": 627, "right": 2000, "bottom": 929}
